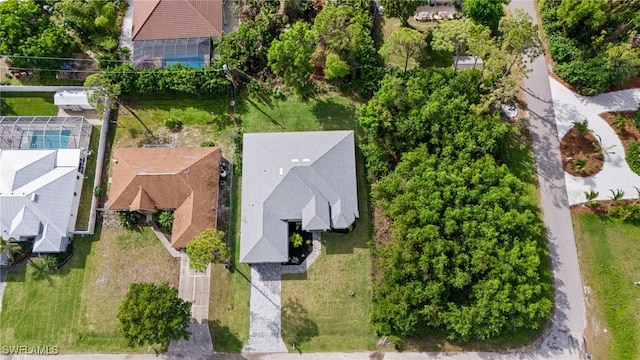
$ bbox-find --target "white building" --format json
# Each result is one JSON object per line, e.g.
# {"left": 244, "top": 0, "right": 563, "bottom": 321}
{"left": 0, "top": 149, "right": 84, "bottom": 253}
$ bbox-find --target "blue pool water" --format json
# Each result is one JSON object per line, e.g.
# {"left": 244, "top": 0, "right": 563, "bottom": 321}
{"left": 30, "top": 130, "right": 71, "bottom": 149}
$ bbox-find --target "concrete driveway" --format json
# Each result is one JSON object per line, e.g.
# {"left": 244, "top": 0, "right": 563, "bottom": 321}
{"left": 549, "top": 77, "right": 640, "bottom": 205}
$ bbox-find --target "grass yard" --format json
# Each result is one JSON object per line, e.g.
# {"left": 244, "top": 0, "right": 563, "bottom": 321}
{"left": 115, "top": 95, "right": 235, "bottom": 158}
{"left": 241, "top": 95, "right": 359, "bottom": 135}
{"left": 75, "top": 125, "right": 101, "bottom": 230}
{"left": 0, "top": 224, "right": 179, "bottom": 353}
{"left": 573, "top": 213, "right": 640, "bottom": 360}
{"left": 0, "top": 93, "right": 58, "bottom": 116}
{"left": 281, "top": 155, "right": 376, "bottom": 352}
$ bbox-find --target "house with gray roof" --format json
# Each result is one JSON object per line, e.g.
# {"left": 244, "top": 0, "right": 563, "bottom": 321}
{"left": 0, "top": 149, "right": 83, "bottom": 255}
{"left": 240, "top": 131, "right": 359, "bottom": 264}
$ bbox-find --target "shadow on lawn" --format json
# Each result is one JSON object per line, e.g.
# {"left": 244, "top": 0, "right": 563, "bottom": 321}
{"left": 209, "top": 319, "right": 244, "bottom": 353}
{"left": 281, "top": 297, "right": 318, "bottom": 352}
{"left": 311, "top": 98, "right": 357, "bottom": 131}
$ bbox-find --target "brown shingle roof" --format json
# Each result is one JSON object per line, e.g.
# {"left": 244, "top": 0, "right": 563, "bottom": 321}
{"left": 107, "top": 147, "right": 221, "bottom": 248}
{"left": 132, "top": 0, "right": 223, "bottom": 41}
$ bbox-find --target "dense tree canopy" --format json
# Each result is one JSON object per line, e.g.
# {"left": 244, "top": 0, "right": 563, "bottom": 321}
{"left": 118, "top": 283, "right": 192, "bottom": 349}
{"left": 358, "top": 68, "right": 512, "bottom": 179}
{"left": 541, "top": 0, "right": 640, "bottom": 95}
{"left": 380, "top": 27, "right": 425, "bottom": 73}
{"left": 268, "top": 21, "right": 316, "bottom": 97}
{"left": 0, "top": 0, "right": 73, "bottom": 69}
{"left": 463, "top": 0, "right": 509, "bottom": 35}
{"left": 55, "top": 0, "right": 121, "bottom": 51}
{"left": 379, "top": 0, "right": 423, "bottom": 26}
{"left": 371, "top": 147, "right": 553, "bottom": 340}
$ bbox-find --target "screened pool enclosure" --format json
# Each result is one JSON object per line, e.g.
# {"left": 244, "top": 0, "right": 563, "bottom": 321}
{"left": 133, "top": 37, "right": 212, "bottom": 69}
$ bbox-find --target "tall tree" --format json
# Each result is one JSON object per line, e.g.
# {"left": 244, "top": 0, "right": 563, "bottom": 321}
{"left": 557, "top": 0, "right": 607, "bottom": 38}
{"left": 268, "top": 21, "right": 317, "bottom": 97}
{"left": 118, "top": 283, "right": 192, "bottom": 349}
{"left": 462, "top": 0, "right": 509, "bottom": 35}
{"left": 380, "top": 27, "right": 425, "bottom": 73}
{"left": 55, "top": 0, "right": 119, "bottom": 51}
{"left": 431, "top": 18, "right": 485, "bottom": 70}
{"left": 379, "top": 0, "right": 423, "bottom": 26}
{"left": 0, "top": 0, "right": 74, "bottom": 69}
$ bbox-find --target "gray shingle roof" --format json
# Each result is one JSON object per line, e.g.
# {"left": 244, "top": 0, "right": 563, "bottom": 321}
{"left": 240, "top": 131, "right": 359, "bottom": 263}
{"left": 0, "top": 150, "right": 81, "bottom": 252}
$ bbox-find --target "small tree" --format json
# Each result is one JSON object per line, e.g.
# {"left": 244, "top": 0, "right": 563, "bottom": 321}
{"left": 118, "top": 283, "right": 192, "bottom": 349}
{"left": 290, "top": 233, "right": 303, "bottom": 248}
{"left": 572, "top": 119, "right": 590, "bottom": 136}
{"left": 609, "top": 189, "right": 625, "bottom": 204}
{"left": 0, "top": 236, "right": 20, "bottom": 263}
{"left": 186, "top": 229, "right": 230, "bottom": 272}
{"left": 584, "top": 189, "right": 599, "bottom": 207}
{"left": 380, "top": 27, "right": 425, "bottom": 73}
{"left": 117, "top": 211, "right": 137, "bottom": 229}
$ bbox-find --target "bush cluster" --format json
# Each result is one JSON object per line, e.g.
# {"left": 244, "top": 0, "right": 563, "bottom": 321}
{"left": 626, "top": 140, "right": 640, "bottom": 175}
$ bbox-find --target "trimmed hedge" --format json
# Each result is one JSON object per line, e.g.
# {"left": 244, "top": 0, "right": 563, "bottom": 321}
{"left": 102, "top": 63, "right": 229, "bottom": 96}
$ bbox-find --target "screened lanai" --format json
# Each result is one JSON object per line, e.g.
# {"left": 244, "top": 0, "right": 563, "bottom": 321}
{"left": 0, "top": 116, "right": 92, "bottom": 154}
{"left": 133, "top": 37, "right": 212, "bottom": 69}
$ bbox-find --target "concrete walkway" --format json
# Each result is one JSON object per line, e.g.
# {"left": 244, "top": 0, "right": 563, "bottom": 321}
{"left": 549, "top": 77, "right": 640, "bottom": 205}
{"left": 243, "top": 263, "right": 287, "bottom": 353}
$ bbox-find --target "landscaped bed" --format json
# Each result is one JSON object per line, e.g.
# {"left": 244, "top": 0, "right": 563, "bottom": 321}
{"left": 600, "top": 111, "right": 640, "bottom": 175}
{"left": 560, "top": 122, "right": 604, "bottom": 177}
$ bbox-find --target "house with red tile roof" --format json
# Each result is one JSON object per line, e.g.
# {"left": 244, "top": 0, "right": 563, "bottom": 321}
{"left": 132, "top": 0, "right": 223, "bottom": 69}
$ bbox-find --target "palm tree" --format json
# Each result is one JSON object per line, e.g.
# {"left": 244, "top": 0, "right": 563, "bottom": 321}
{"left": 0, "top": 236, "right": 20, "bottom": 266}
{"left": 584, "top": 189, "right": 599, "bottom": 207}
{"left": 573, "top": 119, "right": 590, "bottom": 136}
{"left": 609, "top": 189, "right": 625, "bottom": 204}
{"left": 594, "top": 134, "right": 616, "bottom": 157}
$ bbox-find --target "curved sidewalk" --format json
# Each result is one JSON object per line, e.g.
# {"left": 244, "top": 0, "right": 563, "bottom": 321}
{"left": 549, "top": 77, "right": 640, "bottom": 205}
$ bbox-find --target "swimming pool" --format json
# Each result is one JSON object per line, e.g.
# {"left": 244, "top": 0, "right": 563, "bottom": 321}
{"left": 29, "top": 130, "right": 71, "bottom": 149}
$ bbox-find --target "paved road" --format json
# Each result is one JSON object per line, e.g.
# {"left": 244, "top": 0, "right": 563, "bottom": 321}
{"left": 510, "top": 0, "right": 586, "bottom": 355}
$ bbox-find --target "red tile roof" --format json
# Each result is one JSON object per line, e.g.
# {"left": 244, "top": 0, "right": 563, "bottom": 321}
{"left": 107, "top": 147, "right": 221, "bottom": 248}
{"left": 132, "top": 0, "right": 223, "bottom": 41}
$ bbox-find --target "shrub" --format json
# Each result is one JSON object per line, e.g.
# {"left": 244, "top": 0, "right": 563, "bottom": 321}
{"left": 635, "top": 105, "right": 640, "bottom": 131}
{"left": 200, "top": 141, "right": 215, "bottom": 147}
{"left": 117, "top": 211, "right": 138, "bottom": 229}
{"left": 93, "top": 186, "right": 103, "bottom": 197}
{"left": 626, "top": 140, "right": 640, "bottom": 175}
{"left": 164, "top": 118, "right": 183, "bottom": 132}
{"left": 154, "top": 210, "right": 174, "bottom": 231}
{"left": 608, "top": 204, "right": 640, "bottom": 222}
{"left": 290, "top": 233, "right": 303, "bottom": 248}
{"left": 38, "top": 254, "right": 58, "bottom": 271}
{"left": 571, "top": 158, "right": 587, "bottom": 172}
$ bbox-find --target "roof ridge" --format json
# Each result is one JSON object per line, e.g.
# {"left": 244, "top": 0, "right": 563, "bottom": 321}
{"left": 132, "top": 0, "right": 162, "bottom": 40}
{"left": 185, "top": 0, "right": 216, "bottom": 32}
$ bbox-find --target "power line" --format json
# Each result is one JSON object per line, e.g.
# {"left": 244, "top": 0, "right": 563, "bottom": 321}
{"left": 0, "top": 54, "right": 127, "bottom": 64}
{"left": 4, "top": 65, "right": 227, "bottom": 75}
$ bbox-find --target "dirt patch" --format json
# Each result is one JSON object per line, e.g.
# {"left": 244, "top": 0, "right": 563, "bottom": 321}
{"left": 372, "top": 205, "right": 393, "bottom": 248}
{"left": 560, "top": 127, "right": 604, "bottom": 177}
{"left": 600, "top": 112, "right": 640, "bottom": 152}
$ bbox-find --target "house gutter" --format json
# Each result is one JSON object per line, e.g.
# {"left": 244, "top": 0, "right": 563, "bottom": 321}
{"left": 72, "top": 98, "right": 110, "bottom": 235}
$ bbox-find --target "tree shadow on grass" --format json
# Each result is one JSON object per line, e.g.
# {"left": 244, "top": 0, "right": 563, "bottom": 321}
{"left": 311, "top": 98, "right": 357, "bottom": 132}
{"left": 209, "top": 319, "right": 243, "bottom": 353}
{"left": 281, "top": 297, "right": 318, "bottom": 352}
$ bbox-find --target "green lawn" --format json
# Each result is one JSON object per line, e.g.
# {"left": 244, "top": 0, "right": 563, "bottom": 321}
{"left": 115, "top": 95, "right": 235, "bottom": 158}
{"left": 0, "top": 93, "right": 58, "bottom": 116}
{"left": 241, "top": 95, "right": 359, "bottom": 134}
{"left": 75, "top": 126, "right": 100, "bottom": 230}
{"left": 0, "top": 225, "right": 179, "bottom": 353}
{"left": 573, "top": 213, "right": 640, "bottom": 360}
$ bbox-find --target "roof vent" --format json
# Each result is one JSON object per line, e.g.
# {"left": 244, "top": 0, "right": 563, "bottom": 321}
{"left": 31, "top": 193, "right": 38, "bottom": 202}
